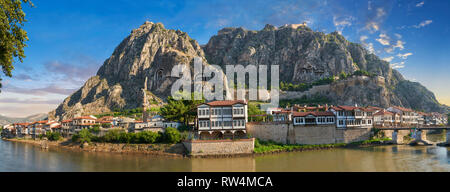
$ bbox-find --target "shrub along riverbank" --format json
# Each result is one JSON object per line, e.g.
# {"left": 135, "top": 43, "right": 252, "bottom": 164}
{"left": 71, "top": 127, "right": 187, "bottom": 145}
{"left": 254, "top": 138, "right": 392, "bottom": 154}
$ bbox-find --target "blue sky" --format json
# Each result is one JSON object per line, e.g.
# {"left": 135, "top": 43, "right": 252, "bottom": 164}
{"left": 0, "top": 0, "right": 449, "bottom": 117}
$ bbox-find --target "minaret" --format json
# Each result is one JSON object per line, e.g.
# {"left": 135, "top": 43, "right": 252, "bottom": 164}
{"left": 142, "top": 77, "right": 149, "bottom": 123}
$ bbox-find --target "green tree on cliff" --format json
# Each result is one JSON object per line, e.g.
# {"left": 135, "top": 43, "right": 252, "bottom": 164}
{"left": 160, "top": 92, "right": 204, "bottom": 125}
{"left": 0, "top": 0, "right": 33, "bottom": 92}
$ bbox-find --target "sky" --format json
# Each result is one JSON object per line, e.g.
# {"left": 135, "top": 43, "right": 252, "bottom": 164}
{"left": 0, "top": 0, "right": 449, "bottom": 117}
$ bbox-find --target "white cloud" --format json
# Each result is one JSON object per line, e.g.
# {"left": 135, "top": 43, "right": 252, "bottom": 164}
{"left": 382, "top": 56, "right": 394, "bottom": 62}
{"left": 394, "top": 33, "right": 402, "bottom": 39}
{"left": 393, "top": 40, "right": 405, "bottom": 50}
{"left": 384, "top": 47, "right": 393, "bottom": 53}
{"left": 333, "top": 16, "right": 354, "bottom": 33}
{"left": 416, "top": 1, "right": 425, "bottom": 7}
{"left": 391, "top": 61, "right": 405, "bottom": 69}
{"left": 376, "top": 33, "right": 390, "bottom": 46}
{"left": 359, "top": 35, "right": 374, "bottom": 54}
{"left": 366, "top": 43, "right": 375, "bottom": 54}
{"left": 376, "top": 8, "right": 386, "bottom": 18}
{"left": 360, "top": 35, "right": 368, "bottom": 42}
{"left": 366, "top": 22, "right": 380, "bottom": 32}
{"left": 413, "top": 20, "right": 432, "bottom": 28}
{"left": 397, "top": 53, "right": 413, "bottom": 59}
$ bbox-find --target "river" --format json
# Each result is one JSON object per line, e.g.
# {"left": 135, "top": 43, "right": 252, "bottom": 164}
{"left": 1, "top": 139, "right": 449, "bottom": 172}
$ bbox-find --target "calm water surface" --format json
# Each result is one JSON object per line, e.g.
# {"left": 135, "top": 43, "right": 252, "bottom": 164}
{"left": 1, "top": 139, "right": 449, "bottom": 172}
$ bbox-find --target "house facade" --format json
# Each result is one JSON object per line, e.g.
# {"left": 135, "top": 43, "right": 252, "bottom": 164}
{"left": 31, "top": 121, "right": 47, "bottom": 138}
{"left": 386, "top": 106, "right": 420, "bottom": 126}
{"left": 373, "top": 110, "right": 395, "bottom": 127}
{"left": 197, "top": 100, "right": 248, "bottom": 139}
{"left": 72, "top": 116, "right": 97, "bottom": 133}
{"left": 328, "top": 106, "right": 373, "bottom": 129}
{"left": 292, "top": 111, "right": 335, "bottom": 126}
{"left": 61, "top": 119, "right": 73, "bottom": 137}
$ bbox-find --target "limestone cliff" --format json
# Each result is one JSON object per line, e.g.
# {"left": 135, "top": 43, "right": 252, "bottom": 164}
{"left": 204, "top": 24, "right": 446, "bottom": 113}
{"left": 49, "top": 22, "right": 447, "bottom": 120}
{"left": 49, "top": 22, "right": 211, "bottom": 120}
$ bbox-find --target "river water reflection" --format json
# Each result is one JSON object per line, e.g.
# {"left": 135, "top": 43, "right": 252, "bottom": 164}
{"left": 1, "top": 139, "right": 449, "bottom": 172}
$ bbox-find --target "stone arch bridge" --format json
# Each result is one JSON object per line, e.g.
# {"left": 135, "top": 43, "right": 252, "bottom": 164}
{"left": 376, "top": 126, "right": 450, "bottom": 146}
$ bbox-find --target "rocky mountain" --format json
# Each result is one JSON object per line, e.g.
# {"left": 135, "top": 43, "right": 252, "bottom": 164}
{"left": 49, "top": 21, "right": 217, "bottom": 120}
{"left": 49, "top": 22, "right": 447, "bottom": 120}
{"left": 204, "top": 24, "right": 446, "bottom": 113}
{"left": 0, "top": 113, "right": 47, "bottom": 126}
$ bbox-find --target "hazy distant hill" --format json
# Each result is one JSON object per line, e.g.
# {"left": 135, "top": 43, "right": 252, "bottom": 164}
{"left": 0, "top": 113, "right": 48, "bottom": 126}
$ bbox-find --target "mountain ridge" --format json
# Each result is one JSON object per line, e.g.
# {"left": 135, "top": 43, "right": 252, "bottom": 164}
{"left": 0, "top": 113, "right": 48, "bottom": 126}
{"left": 48, "top": 22, "right": 447, "bottom": 120}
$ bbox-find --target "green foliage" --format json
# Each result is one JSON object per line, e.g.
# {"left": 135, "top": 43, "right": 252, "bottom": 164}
{"left": 254, "top": 138, "right": 390, "bottom": 153}
{"left": 254, "top": 139, "right": 346, "bottom": 153}
{"left": 279, "top": 95, "right": 330, "bottom": 108}
{"left": 95, "top": 107, "right": 148, "bottom": 118}
{"left": 119, "top": 132, "right": 135, "bottom": 143}
{"left": 72, "top": 129, "right": 93, "bottom": 143}
{"left": 102, "top": 129, "right": 122, "bottom": 143}
{"left": 353, "top": 70, "right": 374, "bottom": 77}
{"left": 339, "top": 71, "right": 348, "bottom": 79}
{"left": 177, "top": 124, "right": 192, "bottom": 132}
{"left": 101, "top": 123, "right": 112, "bottom": 128}
{"left": 46, "top": 131, "right": 61, "bottom": 141}
{"left": 248, "top": 102, "right": 266, "bottom": 121}
{"left": 89, "top": 125, "right": 100, "bottom": 134}
{"left": 164, "top": 127, "right": 181, "bottom": 144}
{"left": 160, "top": 92, "right": 204, "bottom": 125}
{"left": 0, "top": 0, "right": 33, "bottom": 91}
{"left": 371, "top": 128, "right": 385, "bottom": 139}
{"left": 135, "top": 131, "right": 160, "bottom": 143}
{"left": 280, "top": 76, "right": 336, "bottom": 92}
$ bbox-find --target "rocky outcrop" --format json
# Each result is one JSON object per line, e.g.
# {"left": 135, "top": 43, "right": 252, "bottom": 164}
{"left": 204, "top": 24, "right": 446, "bottom": 113}
{"left": 49, "top": 22, "right": 447, "bottom": 120}
{"left": 49, "top": 22, "right": 212, "bottom": 120}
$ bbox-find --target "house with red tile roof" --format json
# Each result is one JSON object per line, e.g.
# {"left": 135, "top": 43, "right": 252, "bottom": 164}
{"left": 31, "top": 120, "right": 48, "bottom": 138}
{"left": 61, "top": 119, "right": 73, "bottom": 137}
{"left": 386, "top": 106, "right": 420, "bottom": 126}
{"left": 292, "top": 111, "right": 335, "bottom": 126}
{"left": 373, "top": 110, "right": 395, "bottom": 127}
{"left": 72, "top": 116, "right": 98, "bottom": 133}
{"left": 196, "top": 100, "right": 248, "bottom": 139}
{"left": 13, "top": 123, "right": 31, "bottom": 138}
{"left": 328, "top": 105, "right": 374, "bottom": 129}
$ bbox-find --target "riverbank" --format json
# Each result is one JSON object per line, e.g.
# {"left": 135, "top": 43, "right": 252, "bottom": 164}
{"left": 2, "top": 138, "right": 187, "bottom": 158}
{"left": 2, "top": 137, "right": 393, "bottom": 158}
{"left": 253, "top": 138, "right": 393, "bottom": 155}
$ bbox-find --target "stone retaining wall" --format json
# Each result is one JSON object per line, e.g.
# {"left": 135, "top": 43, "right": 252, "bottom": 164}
{"left": 247, "top": 122, "right": 371, "bottom": 144}
{"left": 335, "top": 128, "right": 371, "bottom": 143}
{"left": 246, "top": 122, "right": 289, "bottom": 144}
{"left": 292, "top": 125, "right": 336, "bottom": 144}
{"left": 183, "top": 139, "right": 255, "bottom": 156}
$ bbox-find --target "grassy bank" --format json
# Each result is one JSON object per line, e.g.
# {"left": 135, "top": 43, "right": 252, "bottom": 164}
{"left": 254, "top": 138, "right": 392, "bottom": 154}
{"left": 3, "top": 137, "right": 186, "bottom": 157}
